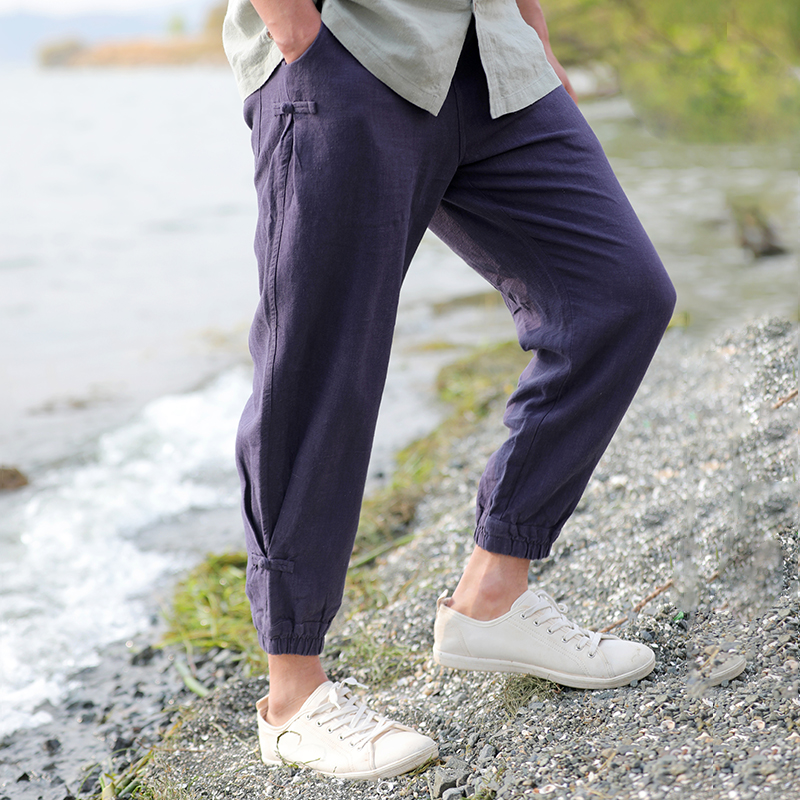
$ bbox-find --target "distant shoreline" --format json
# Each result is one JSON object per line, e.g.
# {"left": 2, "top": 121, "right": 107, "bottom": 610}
{"left": 38, "top": 34, "right": 227, "bottom": 68}
{"left": 37, "top": 1, "right": 228, "bottom": 68}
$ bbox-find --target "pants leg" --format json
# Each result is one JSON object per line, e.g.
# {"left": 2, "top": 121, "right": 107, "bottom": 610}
{"left": 429, "top": 66, "right": 676, "bottom": 558}
{"left": 239, "top": 24, "right": 675, "bottom": 657}
{"left": 237, "top": 25, "right": 459, "bottom": 655}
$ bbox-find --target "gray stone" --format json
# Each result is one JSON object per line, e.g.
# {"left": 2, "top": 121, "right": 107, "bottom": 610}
{"left": 432, "top": 767, "right": 458, "bottom": 798}
{"left": 442, "top": 789, "right": 466, "bottom": 800}
{"left": 476, "top": 744, "right": 497, "bottom": 767}
{"left": 444, "top": 756, "right": 471, "bottom": 786}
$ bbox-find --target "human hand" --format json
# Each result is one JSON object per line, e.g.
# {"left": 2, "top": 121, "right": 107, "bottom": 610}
{"left": 514, "top": 0, "right": 578, "bottom": 104}
{"left": 544, "top": 45, "right": 578, "bottom": 105}
{"left": 251, "top": 0, "right": 322, "bottom": 63}
{"left": 272, "top": 13, "right": 321, "bottom": 63}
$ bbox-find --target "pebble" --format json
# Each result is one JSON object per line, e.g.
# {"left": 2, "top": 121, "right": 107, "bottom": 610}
{"left": 477, "top": 744, "right": 497, "bottom": 767}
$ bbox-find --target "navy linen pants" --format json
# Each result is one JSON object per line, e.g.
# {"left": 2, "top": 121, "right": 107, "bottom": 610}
{"left": 236, "top": 24, "right": 676, "bottom": 656}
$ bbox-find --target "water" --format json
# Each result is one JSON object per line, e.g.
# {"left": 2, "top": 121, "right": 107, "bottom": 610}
{"left": 0, "top": 66, "right": 797, "bottom": 738}
{"left": 586, "top": 98, "right": 798, "bottom": 326}
{"left": 0, "top": 369, "right": 245, "bottom": 736}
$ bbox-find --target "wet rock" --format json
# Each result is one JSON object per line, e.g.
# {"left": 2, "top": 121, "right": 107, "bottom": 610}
{"left": 730, "top": 203, "right": 788, "bottom": 259}
{"left": 76, "top": 765, "right": 102, "bottom": 796}
{"left": 131, "top": 645, "right": 157, "bottom": 666}
{"left": 0, "top": 465, "right": 28, "bottom": 490}
{"left": 110, "top": 736, "right": 134, "bottom": 756}
{"left": 66, "top": 699, "right": 94, "bottom": 713}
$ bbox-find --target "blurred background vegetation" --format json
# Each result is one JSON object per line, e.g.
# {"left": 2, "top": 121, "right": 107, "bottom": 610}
{"left": 35, "top": 0, "right": 799, "bottom": 143}
{"left": 547, "top": 0, "right": 800, "bottom": 142}
{"left": 38, "top": 2, "right": 228, "bottom": 68}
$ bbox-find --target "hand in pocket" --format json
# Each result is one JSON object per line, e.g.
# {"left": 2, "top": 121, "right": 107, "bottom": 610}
{"left": 251, "top": 0, "right": 322, "bottom": 64}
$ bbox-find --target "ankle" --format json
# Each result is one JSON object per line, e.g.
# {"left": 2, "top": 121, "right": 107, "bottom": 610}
{"left": 266, "top": 686, "right": 323, "bottom": 726}
{"left": 449, "top": 584, "right": 525, "bottom": 620}
{"left": 449, "top": 547, "right": 530, "bottom": 621}
{"left": 265, "top": 654, "right": 328, "bottom": 727}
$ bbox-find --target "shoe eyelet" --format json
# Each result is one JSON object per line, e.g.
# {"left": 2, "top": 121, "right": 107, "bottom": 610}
{"left": 547, "top": 629, "right": 554, "bottom": 635}
{"left": 588, "top": 652, "right": 596, "bottom": 659}
{"left": 533, "top": 620, "right": 540, "bottom": 626}
{"left": 316, "top": 721, "right": 322, "bottom": 727}
{"left": 562, "top": 637, "right": 568, "bottom": 643}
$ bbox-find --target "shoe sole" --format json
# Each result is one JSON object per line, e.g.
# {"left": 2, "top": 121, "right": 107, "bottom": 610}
{"left": 261, "top": 742, "right": 439, "bottom": 780}
{"left": 433, "top": 648, "right": 656, "bottom": 689}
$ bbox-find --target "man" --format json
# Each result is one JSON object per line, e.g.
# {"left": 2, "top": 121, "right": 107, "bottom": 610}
{"left": 222, "top": 0, "right": 676, "bottom": 780}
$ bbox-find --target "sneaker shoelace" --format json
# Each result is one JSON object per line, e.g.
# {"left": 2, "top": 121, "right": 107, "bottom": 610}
{"left": 306, "top": 679, "right": 397, "bottom": 749}
{"left": 519, "top": 590, "right": 610, "bottom": 657}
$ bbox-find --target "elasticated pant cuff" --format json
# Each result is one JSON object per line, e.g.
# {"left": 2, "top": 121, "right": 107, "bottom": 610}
{"left": 475, "top": 516, "right": 560, "bottom": 561}
{"left": 262, "top": 634, "right": 326, "bottom": 656}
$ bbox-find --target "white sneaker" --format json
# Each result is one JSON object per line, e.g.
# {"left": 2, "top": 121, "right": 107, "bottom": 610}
{"left": 256, "top": 679, "right": 438, "bottom": 780}
{"left": 433, "top": 589, "right": 655, "bottom": 689}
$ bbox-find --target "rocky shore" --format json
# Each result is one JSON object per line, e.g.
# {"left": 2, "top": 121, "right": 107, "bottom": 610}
{"left": 2, "top": 318, "right": 797, "bottom": 800}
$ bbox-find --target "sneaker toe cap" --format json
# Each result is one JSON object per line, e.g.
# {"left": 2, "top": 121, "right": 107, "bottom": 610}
{"left": 373, "top": 729, "right": 438, "bottom": 774}
{"left": 598, "top": 638, "right": 655, "bottom": 679}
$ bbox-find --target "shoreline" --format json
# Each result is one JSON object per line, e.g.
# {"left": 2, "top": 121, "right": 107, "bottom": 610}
{"left": 2, "top": 318, "right": 797, "bottom": 800}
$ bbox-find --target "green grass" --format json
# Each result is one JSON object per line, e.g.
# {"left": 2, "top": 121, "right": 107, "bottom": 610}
{"left": 500, "top": 674, "right": 562, "bottom": 717}
{"left": 92, "top": 713, "right": 192, "bottom": 800}
{"left": 160, "top": 552, "right": 267, "bottom": 673}
{"left": 333, "top": 629, "right": 426, "bottom": 688}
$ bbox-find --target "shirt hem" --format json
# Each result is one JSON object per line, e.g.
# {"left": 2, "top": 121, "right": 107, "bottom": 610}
{"left": 488, "top": 70, "right": 563, "bottom": 119}
{"left": 324, "top": 4, "right": 457, "bottom": 116}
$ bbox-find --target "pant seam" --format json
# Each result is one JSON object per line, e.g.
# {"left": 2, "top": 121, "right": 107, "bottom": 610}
{"left": 261, "top": 115, "right": 294, "bottom": 550}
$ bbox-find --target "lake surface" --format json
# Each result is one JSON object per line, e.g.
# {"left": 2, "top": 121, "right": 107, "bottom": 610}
{"left": 0, "top": 65, "right": 796, "bottom": 738}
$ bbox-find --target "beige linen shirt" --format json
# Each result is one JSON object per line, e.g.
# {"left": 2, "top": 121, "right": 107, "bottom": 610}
{"left": 222, "top": 0, "right": 561, "bottom": 118}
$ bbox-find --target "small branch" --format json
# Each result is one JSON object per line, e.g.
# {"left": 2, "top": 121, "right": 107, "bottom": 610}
{"left": 600, "top": 565, "right": 730, "bottom": 634}
{"left": 773, "top": 389, "right": 798, "bottom": 409}
{"left": 600, "top": 579, "right": 674, "bottom": 633}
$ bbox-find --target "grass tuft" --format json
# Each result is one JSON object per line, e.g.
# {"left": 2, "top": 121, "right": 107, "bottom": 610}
{"left": 500, "top": 674, "right": 561, "bottom": 717}
{"left": 333, "top": 626, "right": 426, "bottom": 688}
{"left": 160, "top": 552, "right": 267, "bottom": 672}
{"left": 92, "top": 711, "right": 198, "bottom": 799}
